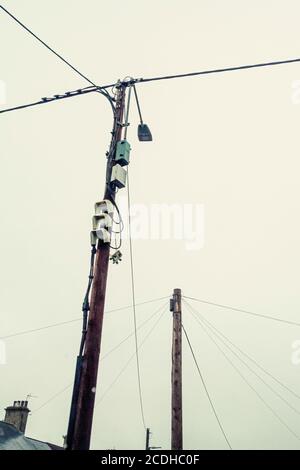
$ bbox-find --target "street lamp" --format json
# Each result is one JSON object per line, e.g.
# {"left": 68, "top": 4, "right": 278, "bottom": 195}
{"left": 138, "top": 123, "right": 152, "bottom": 141}
{"left": 133, "top": 84, "right": 153, "bottom": 141}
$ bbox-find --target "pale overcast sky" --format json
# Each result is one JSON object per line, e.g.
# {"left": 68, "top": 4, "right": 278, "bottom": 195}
{"left": 1, "top": 0, "right": 300, "bottom": 450}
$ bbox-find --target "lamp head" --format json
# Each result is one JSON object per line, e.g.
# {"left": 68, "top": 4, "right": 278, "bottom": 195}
{"left": 138, "top": 123, "right": 152, "bottom": 142}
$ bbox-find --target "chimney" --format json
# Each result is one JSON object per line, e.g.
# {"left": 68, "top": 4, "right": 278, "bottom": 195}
{"left": 4, "top": 400, "right": 30, "bottom": 433}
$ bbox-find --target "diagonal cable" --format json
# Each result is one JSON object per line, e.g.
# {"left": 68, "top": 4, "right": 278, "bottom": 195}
{"left": 0, "top": 4, "right": 96, "bottom": 86}
{"left": 184, "top": 300, "right": 300, "bottom": 417}
{"left": 126, "top": 168, "right": 147, "bottom": 430}
{"left": 184, "top": 300, "right": 300, "bottom": 402}
{"left": 183, "top": 295, "right": 300, "bottom": 327}
{"left": 31, "top": 301, "right": 168, "bottom": 414}
{"left": 95, "top": 304, "right": 168, "bottom": 407}
{"left": 184, "top": 301, "right": 300, "bottom": 444}
{"left": 182, "top": 322, "right": 232, "bottom": 449}
{"left": 0, "top": 296, "right": 169, "bottom": 340}
{"left": 137, "top": 57, "right": 300, "bottom": 84}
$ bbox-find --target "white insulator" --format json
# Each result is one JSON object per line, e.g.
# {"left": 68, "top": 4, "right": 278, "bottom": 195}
{"left": 94, "top": 199, "right": 114, "bottom": 216}
{"left": 95, "top": 228, "right": 111, "bottom": 243}
{"left": 92, "top": 213, "right": 113, "bottom": 231}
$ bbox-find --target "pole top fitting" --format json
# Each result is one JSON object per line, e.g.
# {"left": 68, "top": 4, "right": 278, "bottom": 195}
{"left": 120, "top": 76, "right": 137, "bottom": 87}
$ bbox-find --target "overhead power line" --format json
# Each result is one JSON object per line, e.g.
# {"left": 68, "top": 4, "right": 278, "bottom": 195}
{"left": 0, "top": 4, "right": 96, "bottom": 86}
{"left": 100, "top": 301, "right": 168, "bottom": 362}
{"left": 0, "top": 86, "right": 99, "bottom": 114}
{"left": 183, "top": 295, "right": 300, "bottom": 327}
{"left": 184, "top": 301, "right": 300, "bottom": 418}
{"left": 127, "top": 168, "right": 146, "bottom": 431}
{"left": 136, "top": 57, "right": 300, "bottom": 84}
{"left": 3, "top": 55, "right": 300, "bottom": 115}
{"left": 0, "top": 4, "right": 116, "bottom": 115}
{"left": 2, "top": 0, "right": 300, "bottom": 90}
{"left": 95, "top": 304, "right": 168, "bottom": 408}
{"left": 185, "top": 305, "right": 300, "bottom": 444}
{"left": 31, "top": 384, "right": 72, "bottom": 415}
{"left": 0, "top": 296, "right": 169, "bottom": 340}
{"left": 183, "top": 299, "right": 300, "bottom": 402}
{"left": 182, "top": 323, "right": 232, "bottom": 450}
{"left": 32, "top": 301, "right": 168, "bottom": 414}
{"left": 1, "top": 317, "right": 81, "bottom": 340}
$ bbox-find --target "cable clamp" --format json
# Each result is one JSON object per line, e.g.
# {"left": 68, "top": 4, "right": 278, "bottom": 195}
{"left": 82, "top": 301, "right": 90, "bottom": 312}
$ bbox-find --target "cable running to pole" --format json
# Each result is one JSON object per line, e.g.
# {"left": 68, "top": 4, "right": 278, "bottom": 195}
{"left": 136, "top": 57, "right": 300, "bottom": 84}
{"left": 95, "top": 304, "right": 168, "bottom": 408}
{"left": 183, "top": 299, "right": 300, "bottom": 402}
{"left": 127, "top": 168, "right": 147, "bottom": 431}
{"left": 32, "top": 301, "right": 168, "bottom": 415}
{"left": 3, "top": 55, "right": 300, "bottom": 115}
{"left": 0, "top": 296, "right": 169, "bottom": 340}
{"left": 183, "top": 296, "right": 300, "bottom": 327}
{"left": 186, "top": 309, "right": 300, "bottom": 444}
{"left": 182, "top": 323, "right": 232, "bottom": 449}
{"left": 184, "top": 301, "right": 300, "bottom": 417}
{"left": 0, "top": 4, "right": 96, "bottom": 86}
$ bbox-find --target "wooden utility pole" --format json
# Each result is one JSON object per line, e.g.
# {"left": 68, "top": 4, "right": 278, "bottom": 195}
{"left": 145, "top": 428, "right": 151, "bottom": 450}
{"left": 68, "top": 83, "right": 126, "bottom": 450}
{"left": 171, "top": 288, "right": 183, "bottom": 450}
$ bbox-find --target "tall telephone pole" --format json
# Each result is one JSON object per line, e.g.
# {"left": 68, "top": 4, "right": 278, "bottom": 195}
{"left": 170, "top": 288, "right": 183, "bottom": 450}
{"left": 67, "top": 83, "right": 126, "bottom": 450}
